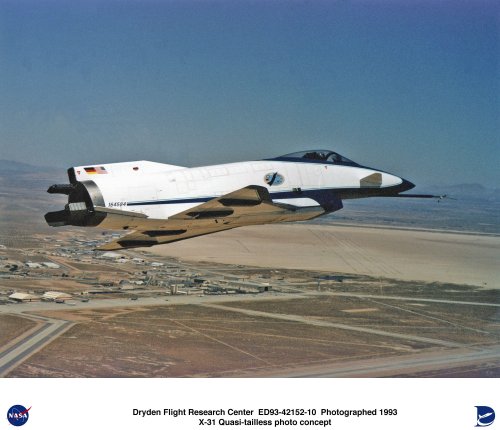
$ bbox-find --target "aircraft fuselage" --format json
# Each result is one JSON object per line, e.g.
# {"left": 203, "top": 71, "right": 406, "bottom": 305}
{"left": 45, "top": 149, "right": 420, "bottom": 249}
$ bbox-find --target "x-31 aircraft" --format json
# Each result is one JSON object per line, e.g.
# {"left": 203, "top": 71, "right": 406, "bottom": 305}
{"left": 45, "top": 149, "right": 437, "bottom": 250}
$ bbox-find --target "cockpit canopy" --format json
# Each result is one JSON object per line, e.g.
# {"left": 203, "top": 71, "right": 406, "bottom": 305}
{"left": 270, "top": 149, "right": 359, "bottom": 166}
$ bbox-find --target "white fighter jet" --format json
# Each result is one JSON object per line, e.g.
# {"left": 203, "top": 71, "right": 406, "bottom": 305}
{"left": 45, "top": 149, "right": 436, "bottom": 250}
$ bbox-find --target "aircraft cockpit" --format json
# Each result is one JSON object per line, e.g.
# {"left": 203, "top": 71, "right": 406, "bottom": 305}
{"left": 270, "top": 150, "right": 359, "bottom": 166}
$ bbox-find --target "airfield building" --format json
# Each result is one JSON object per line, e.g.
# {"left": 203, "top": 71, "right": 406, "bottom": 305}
{"left": 9, "top": 292, "right": 40, "bottom": 302}
{"left": 43, "top": 291, "right": 72, "bottom": 301}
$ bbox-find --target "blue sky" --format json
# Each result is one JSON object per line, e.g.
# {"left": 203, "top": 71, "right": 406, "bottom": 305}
{"left": 0, "top": 0, "right": 498, "bottom": 186}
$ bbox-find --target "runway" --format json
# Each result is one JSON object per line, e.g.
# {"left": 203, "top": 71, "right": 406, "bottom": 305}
{"left": 201, "top": 303, "right": 463, "bottom": 348}
{"left": 255, "top": 346, "right": 500, "bottom": 377}
{"left": 0, "top": 315, "right": 73, "bottom": 376}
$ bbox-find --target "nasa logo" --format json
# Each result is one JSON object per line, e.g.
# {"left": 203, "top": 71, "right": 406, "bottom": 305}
{"left": 475, "top": 406, "right": 495, "bottom": 427}
{"left": 264, "top": 172, "right": 284, "bottom": 186}
{"left": 7, "top": 405, "right": 31, "bottom": 427}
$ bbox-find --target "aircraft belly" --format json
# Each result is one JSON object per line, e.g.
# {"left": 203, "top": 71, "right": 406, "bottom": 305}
{"left": 129, "top": 202, "right": 203, "bottom": 220}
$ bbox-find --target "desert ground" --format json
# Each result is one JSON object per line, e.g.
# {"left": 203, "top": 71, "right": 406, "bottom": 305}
{"left": 6, "top": 291, "right": 499, "bottom": 377}
{"left": 150, "top": 223, "right": 499, "bottom": 288}
{"left": 1, "top": 221, "right": 498, "bottom": 377}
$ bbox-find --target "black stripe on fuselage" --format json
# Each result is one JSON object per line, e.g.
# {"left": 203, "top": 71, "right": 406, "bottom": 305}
{"left": 126, "top": 190, "right": 311, "bottom": 207}
{"left": 127, "top": 196, "right": 211, "bottom": 206}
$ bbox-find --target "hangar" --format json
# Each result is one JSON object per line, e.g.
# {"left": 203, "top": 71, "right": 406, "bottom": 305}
{"left": 9, "top": 293, "right": 39, "bottom": 302}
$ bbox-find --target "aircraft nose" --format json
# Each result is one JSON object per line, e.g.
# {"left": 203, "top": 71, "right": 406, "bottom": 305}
{"left": 400, "top": 178, "right": 415, "bottom": 192}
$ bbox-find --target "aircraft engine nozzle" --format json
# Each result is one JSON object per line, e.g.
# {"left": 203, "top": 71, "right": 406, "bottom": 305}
{"left": 47, "top": 184, "right": 75, "bottom": 195}
{"left": 45, "top": 180, "right": 106, "bottom": 227}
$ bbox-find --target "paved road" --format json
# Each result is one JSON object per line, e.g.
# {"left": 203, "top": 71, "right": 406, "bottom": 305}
{"left": 323, "top": 292, "right": 500, "bottom": 307}
{"left": 0, "top": 292, "right": 297, "bottom": 315}
{"left": 3, "top": 288, "right": 496, "bottom": 316}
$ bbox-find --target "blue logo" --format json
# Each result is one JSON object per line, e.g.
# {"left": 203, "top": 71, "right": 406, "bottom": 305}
{"left": 475, "top": 406, "right": 495, "bottom": 427}
{"left": 7, "top": 405, "right": 30, "bottom": 427}
{"left": 264, "top": 172, "right": 285, "bottom": 186}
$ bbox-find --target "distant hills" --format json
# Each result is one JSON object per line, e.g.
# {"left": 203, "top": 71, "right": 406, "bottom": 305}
{"left": 0, "top": 159, "right": 66, "bottom": 188}
{"left": 0, "top": 159, "right": 63, "bottom": 176}
{"left": 0, "top": 159, "right": 45, "bottom": 173}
